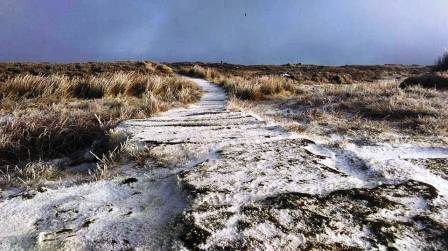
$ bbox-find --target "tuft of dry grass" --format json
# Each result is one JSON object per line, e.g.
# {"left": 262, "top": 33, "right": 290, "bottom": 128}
{"left": 0, "top": 110, "right": 109, "bottom": 162}
{"left": 0, "top": 70, "right": 201, "bottom": 187}
{"left": 0, "top": 161, "right": 59, "bottom": 187}
{"left": 217, "top": 75, "right": 300, "bottom": 100}
{"left": 155, "top": 64, "right": 174, "bottom": 74}
{"left": 177, "top": 65, "right": 222, "bottom": 80}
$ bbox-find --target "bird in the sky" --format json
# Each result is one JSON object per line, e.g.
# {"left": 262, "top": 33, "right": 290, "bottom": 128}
{"left": 245, "top": 13, "right": 247, "bottom": 16}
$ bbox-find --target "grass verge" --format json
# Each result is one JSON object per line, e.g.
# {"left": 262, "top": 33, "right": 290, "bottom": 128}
{"left": 0, "top": 66, "right": 201, "bottom": 188}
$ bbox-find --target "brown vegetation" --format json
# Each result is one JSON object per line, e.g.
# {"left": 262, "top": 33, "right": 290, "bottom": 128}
{"left": 0, "top": 63, "right": 201, "bottom": 186}
{"left": 218, "top": 76, "right": 300, "bottom": 100}
{"left": 270, "top": 81, "right": 448, "bottom": 139}
{"left": 400, "top": 52, "right": 448, "bottom": 90}
{"left": 171, "top": 62, "right": 429, "bottom": 84}
{"left": 173, "top": 63, "right": 445, "bottom": 139}
{"left": 178, "top": 65, "right": 300, "bottom": 100}
{"left": 0, "top": 61, "right": 173, "bottom": 82}
{"left": 400, "top": 73, "right": 448, "bottom": 90}
{"left": 177, "top": 65, "right": 222, "bottom": 80}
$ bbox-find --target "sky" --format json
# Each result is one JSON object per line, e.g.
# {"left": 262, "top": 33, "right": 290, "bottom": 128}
{"left": 0, "top": 0, "right": 447, "bottom": 65}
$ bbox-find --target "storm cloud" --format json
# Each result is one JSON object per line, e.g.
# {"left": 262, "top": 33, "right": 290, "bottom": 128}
{"left": 0, "top": 0, "right": 447, "bottom": 65}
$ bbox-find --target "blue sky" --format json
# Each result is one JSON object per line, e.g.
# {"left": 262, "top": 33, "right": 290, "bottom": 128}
{"left": 0, "top": 0, "right": 447, "bottom": 65}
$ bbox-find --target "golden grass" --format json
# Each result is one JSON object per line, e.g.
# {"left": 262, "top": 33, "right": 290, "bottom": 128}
{"left": 0, "top": 71, "right": 202, "bottom": 186}
{"left": 155, "top": 64, "right": 174, "bottom": 74}
{"left": 177, "top": 64, "right": 222, "bottom": 80}
{"left": 178, "top": 65, "right": 300, "bottom": 100}
{"left": 0, "top": 72, "right": 200, "bottom": 101}
{"left": 217, "top": 75, "right": 299, "bottom": 100}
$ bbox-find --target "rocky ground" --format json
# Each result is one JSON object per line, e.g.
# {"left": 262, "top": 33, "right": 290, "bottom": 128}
{"left": 0, "top": 77, "right": 447, "bottom": 250}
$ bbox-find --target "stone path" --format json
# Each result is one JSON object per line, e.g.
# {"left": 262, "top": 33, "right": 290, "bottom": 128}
{"left": 121, "top": 77, "right": 448, "bottom": 250}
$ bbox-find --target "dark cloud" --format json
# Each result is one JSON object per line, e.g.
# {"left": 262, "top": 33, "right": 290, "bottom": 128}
{"left": 0, "top": 0, "right": 447, "bottom": 64}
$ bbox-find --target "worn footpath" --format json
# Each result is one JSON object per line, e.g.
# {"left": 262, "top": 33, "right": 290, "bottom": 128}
{"left": 1, "top": 77, "right": 447, "bottom": 250}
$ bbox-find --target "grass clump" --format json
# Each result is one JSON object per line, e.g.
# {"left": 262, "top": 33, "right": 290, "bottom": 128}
{"left": 178, "top": 65, "right": 222, "bottom": 80}
{"left": 0, "top": 110, "right": 108, "bottom": 162}
{"left": 0, "top": 161, "right": 59, "bottom": 187}
{"left": 155, "top": 64, "right": 174, "bottom": 74}
{"left": 218, "top": 75, "right": 299, "bottom": 100}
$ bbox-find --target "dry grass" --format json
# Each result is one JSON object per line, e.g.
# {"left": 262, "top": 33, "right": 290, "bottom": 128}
{"left": 177, "top": 64, "right": 222, "bottom": 80}
{"left": 0, "top": 69, "right": 201, "bottom": 187}
{"left": 282, "top": 81, "right": 447, "bottom": 137}
{"left": 0, "top": 61, "right": 172, "bottom": 82}
{"left": 399, "top": 52, "right": 448, "bottom": 91}
{"left": 217, "top": 75, "right": 300, "bottom": 100}
{"left": 170, "top": 62, "right": 429, "bottom": 84}
{"left": 0, "top": 109, "right": 109, "bottom": 162}
{"left": 400, "top": 72, "right": 448, "bottom": 90}
{"left": 0, "top": 161, "right": 59, "bottom": 187}
{"left": 0, "top": 72, "right": 200, "bottom": 101}
{"left": 178, "top": 65, "right": 300, "bottom": 100}
{"left": 176, "top": 64, "right": 446, "bottom": 138}
{"left": 155, "top": 64, "right": 174, "bottom": 74}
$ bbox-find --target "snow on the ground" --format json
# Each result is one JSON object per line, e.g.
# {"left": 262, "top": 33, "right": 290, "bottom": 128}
{"left": 180, "top": 138, "right": 448, "bottom": 250}
{"left": 0, "top": 175, "right": 186, "bottom": 250}
{"left": 0, "top": 77, "right": 447, "bottom": 250}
